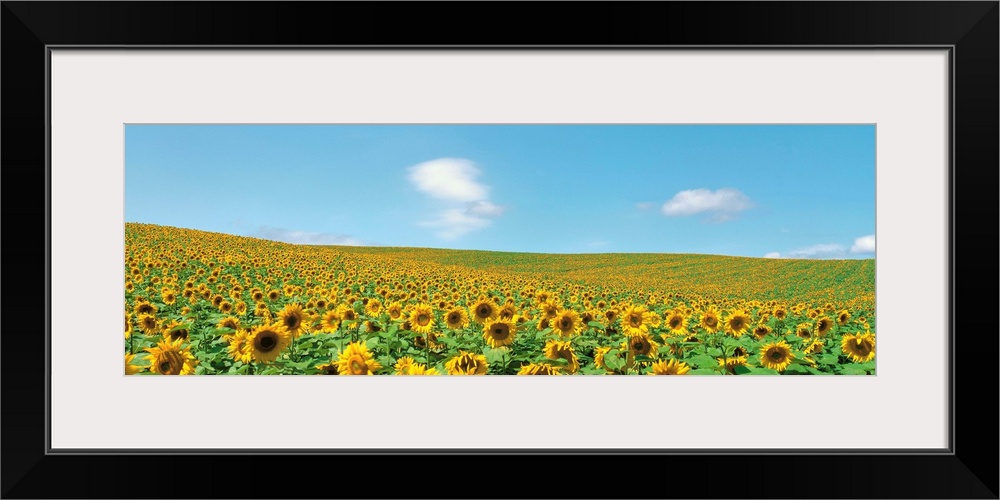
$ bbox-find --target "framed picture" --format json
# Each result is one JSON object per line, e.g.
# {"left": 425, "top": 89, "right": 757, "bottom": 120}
{"left": 3, "top": 2, "right": 996, "bottom": 498}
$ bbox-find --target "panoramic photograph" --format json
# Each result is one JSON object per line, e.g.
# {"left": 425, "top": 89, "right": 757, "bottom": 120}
{"left": 124, "top": 124, "right": 875, "bottom": 375}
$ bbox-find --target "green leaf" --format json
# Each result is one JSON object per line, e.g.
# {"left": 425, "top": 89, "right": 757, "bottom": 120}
{"left": 784, "top": 364, "right": 811, "bottom": 375}
{"left": 686, "top": 354, "right": 718, "bottom": 369}
{"left": 839, "top": 365, "right": 868, "bottom": 375}
{"left": 818, "top": 354, "right": 840, "bottom": 365}
{"left": 706, "top": 347, "right": 723, "bottom": 357}
{"left": 587, "top": 321, "right": 606, "bottom": 329}
{"left": 732, "top": 365, "right": 752, "bottom": 375}
{"left": 603, "top": 349, "right": 624, "bottom": 371}
{"left": 747, "top": 367, "right": 779, "bottom": 375}
{"left": 688, "top": 368, "right": 721, "bottom": 375}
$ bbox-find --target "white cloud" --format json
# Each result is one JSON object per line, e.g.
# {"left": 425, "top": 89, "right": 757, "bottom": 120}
{"left": 660, "top": 188, "right": 753, "bottom": 220}
{"left": 408, "top": 158, "right": 507, "bottom": 240}
{"left": 851, "top": 234, "right": 876, "bottom": 254}
{"left": 252, "top": 226, "right": 363, "bottom": 246}
{"left": 407, "top": 158, "right": 489, "bottom": 202}
{"left": 419, "top": 209, "right": 493, "bottom": 240}
{"left": 635, "top": 202, "right": 656, "bottom": 211}
{"left": 465, "top": 200, "right": 505, "bottom": 218}
{"left": 763, "top": 252, "right": 782, "bottom": 259}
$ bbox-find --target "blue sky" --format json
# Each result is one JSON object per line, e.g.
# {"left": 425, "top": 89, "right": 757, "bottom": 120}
{"left": 125, "top": 124, "right": 875, "bottom": 259}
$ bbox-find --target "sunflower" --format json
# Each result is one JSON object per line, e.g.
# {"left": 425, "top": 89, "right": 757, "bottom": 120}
{"left": 267, "top": 289, "right": 281, "bottom": 301}
{"left": 517, "top": 363, "right": 561, "bottom": 375}
{"left": 125, "top": 314, "right": 133, "bottom": 340}
{"left": 227, "top": 329, "right": 253, "bottom": 364}
{"left": 593, "top": 346, "right": 617, "bottom": 373}
{"left": 386, "top": 302, "right": 404, "bottom": 321}
{"left": 538, "top": 300, "right": 561, "bottom": 320}
{"left": 470, "top": 299, "right": 498, "bottom": 323}
{"left": 364, "top": 298, "right": 383, "bottom": 317}
{"left": 335, "top": 341, "right": 382, "bottom": 375}
{"left": 700, "top": 306, "right": 721, "bottom": 333}
{"left": 724, "top": 309, "right": 751, "bottom": 337}
{"left": 718, "top": 346, "right": 749, "bottom": 374}
{"left": 603, "top": 309, "right": 619, "bottom": 329}
{"left": 137, "top": 314, "right": 159, "bottom": 335}
{"left": 483, "top": 317, "right": 517, "bottom": 348}
{"left": 794, "top": 322, "right": 813, "bottom": 339}
{"left": 216, "top": 316, "right": 241, "bottom": 333}
{"left": 648, "top": 358, "right": 691, "bottom": 375}
{"left": 445, "top": 350, "right": 489, "bottom": 375}
{"left": 278, "top": 303, "right": 308, "bottom": 338}
{"left": 408, "top": 303, "right": 435, "bottom": 334}
{"left": 841, "top": 331, "right": 875, "bottom": 363}
{"left": 162, "top": 290, "right": 177, "bottom": 305}
{"left": 497, "top": 303, "right": 518, "bottom": 321}
{"left": 444, "top": 307, "right": 470, "bottom": 329}
{"left": 162, "top": 320, "right": 190, "bottom": 342}
{"left": 133, "top": 299, "right": 158, "bottom": 316}
{"left": 536, "top": 317, "right": 551, "bottom": 331}
{"left": 772, "top": 306, "right": 788, "bottom": 320}
{"left": 125, "top": 353, "right": 144, "bottom": 375}
{"left": 315, "top": 362, "right": 339, "bottom": 375}
{"left": 337, "top": 304, "right": 359, "bottom": 330}
{"left": 664, "top": 310, "right": 687, "bottom": 336}
{"left": 803, "top": 338, "right": 825, "bottom": 354}
{"left": 623, "top": 332, "right": 659, "bottom": 358}
{"left": 543, "top": 339, "right": 579, "bottom": 373}
{"left": 814, "top": 316, "right": 834, "bottom": 337}
{"left": 393, "top": 356, "right": 416, "bottom": 374}
{"left": 752, "top": 323, "right": 772, "bottom": 340}
{"left": 759, "top": 340, "right": 794, "bottom": 372}
{"left": 247, "top": 323, "right": 292, "bottom": 364}
{"left": 620, "top": 304, "right": 651, "bottom": 336}
{"left": 837, "top": 309, "right": 852, "bottom": 326}
{"left": 320, "top": 309, "right": 341, "bottom": 333}
{"left": 551, "top": 309, "right": 583, "bottom": 338}
{"left": 405, "top": 364, "right": 440, "bottom": 375}
{"left": 145, "top": 338, "right": 198, "bottom": 375}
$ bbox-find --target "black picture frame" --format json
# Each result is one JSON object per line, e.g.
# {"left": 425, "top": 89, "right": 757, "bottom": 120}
{"left": 2, "top": 2, "right": 996, "bottom": 498}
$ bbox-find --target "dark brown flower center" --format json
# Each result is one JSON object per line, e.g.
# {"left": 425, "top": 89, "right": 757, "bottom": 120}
{"left": 417, "top": 314, "right": 430, "bottom": 326}
{"left": 491, "top": 324, "right": 510, "bottom": 340}
{"left": 770, "top": 350, "right": 783, "bottom": 361}
{"left": 257, "top": 333, "right": 277, "bottom": 352}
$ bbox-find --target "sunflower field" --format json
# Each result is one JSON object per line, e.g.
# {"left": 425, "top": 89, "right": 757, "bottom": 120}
{"left": 125, "top": 223, "right": 876, "bottom": 376}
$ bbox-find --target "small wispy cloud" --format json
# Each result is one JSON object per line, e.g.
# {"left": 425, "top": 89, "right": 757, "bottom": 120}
{"left": 419, "top": 209, "right": 494, "bottom": 240}
{"left": 764, "top": 244, "right": 847, "bottom": 260}
{"left": 408, "top": 158, "right": 506, "bottom": 240}
{"left": 660, "top": 188, "right": 753, "bottom": 222}
{"left": 465, "top": 200, "right": 506, "bottom": 218}
{"left": 635, "top": 202, "right": 656, "bottom": 211}
{"left": 850, "top": 234, "right": 875, "bottom": 254}
{"left": 252, "top": 226, "right": 363, "bottom": 246}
